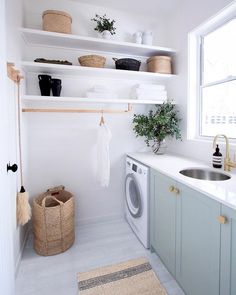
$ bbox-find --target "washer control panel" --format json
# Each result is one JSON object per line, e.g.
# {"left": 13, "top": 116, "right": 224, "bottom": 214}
{"left": 132, "top": 163, "right": 137, "bottom": 172}
{"left": 126, "top": 157, "right": 148, "bottom": 176}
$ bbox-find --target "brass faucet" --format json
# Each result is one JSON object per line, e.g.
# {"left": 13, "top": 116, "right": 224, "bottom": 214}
{"left": 213, "top": 134, "right": 236, "bottom": 171}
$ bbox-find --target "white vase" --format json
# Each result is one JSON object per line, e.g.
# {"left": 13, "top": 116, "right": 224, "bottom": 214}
{"left": 133, "top": 32, "right": 142, "bottom": 44}
{"left": 151, "top": 140, "right": 167, "bottom": 154}
{"left": 142, "top": 31, "right": 153, "bottom": 45}
{"left": 101, "top": 30, "right": 112, "bottom": 40}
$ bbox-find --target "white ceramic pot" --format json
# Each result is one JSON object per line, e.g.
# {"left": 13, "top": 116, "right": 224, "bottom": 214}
{"left": 142, "top": 31, "right": 153, "bottom": 45}
{"left": 101, "top": 30, "right": 112, "bottom": 40}
{"left": 133, "top": 32, "right": 142, "bottom": 44}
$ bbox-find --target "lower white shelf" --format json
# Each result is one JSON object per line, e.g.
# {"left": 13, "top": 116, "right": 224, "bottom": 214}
{"left": 21, "top": 61, "right": 175, "bottom": 82}
{"left": 22, "top": 95, "right": 170, "bottom": 105}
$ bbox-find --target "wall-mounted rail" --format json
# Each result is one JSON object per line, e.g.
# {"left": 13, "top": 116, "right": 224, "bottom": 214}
{"left": 22, "top": 103, "right": 133, "bottom": 114}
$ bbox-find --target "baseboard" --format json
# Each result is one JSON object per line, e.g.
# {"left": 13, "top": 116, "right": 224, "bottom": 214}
{"left": 15, "top": 224, "right": 30, "bottom": 277}
{"left": 77, "top": 213, "right": 124, "bottom": 227}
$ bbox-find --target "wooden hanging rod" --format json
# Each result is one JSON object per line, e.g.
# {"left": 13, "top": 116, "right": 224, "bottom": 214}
{"left": 7, "top": 62, "right": 24, "bottom": 82}
{"left": 22, "top": 103, "right": 133, "bottom": 114}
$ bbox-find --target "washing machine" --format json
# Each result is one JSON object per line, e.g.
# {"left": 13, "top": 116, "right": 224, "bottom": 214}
{"left": 125, "top": 156, "right": 150, "bottom": 248}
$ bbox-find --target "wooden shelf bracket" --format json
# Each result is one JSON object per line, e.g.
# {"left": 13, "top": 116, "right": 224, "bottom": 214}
{"left": 7, "top": 62, "right": 24, "bottom": 83}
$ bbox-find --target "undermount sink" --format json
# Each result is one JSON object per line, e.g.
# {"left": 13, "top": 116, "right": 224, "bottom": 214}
{"left": 179, "top": 168, "right": 231, "bottom": 181}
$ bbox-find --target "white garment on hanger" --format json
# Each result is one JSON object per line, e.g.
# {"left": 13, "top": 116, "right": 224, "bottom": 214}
{"left": 97, "top": 122, "right": 112, "bottom": 187}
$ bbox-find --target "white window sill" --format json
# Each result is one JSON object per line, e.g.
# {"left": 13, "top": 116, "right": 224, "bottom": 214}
{"left": 187, "top": 136, "right": 236, "bottom": 148}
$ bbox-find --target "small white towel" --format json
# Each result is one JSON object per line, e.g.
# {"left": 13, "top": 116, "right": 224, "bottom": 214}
{"left": 130, "top": 84, "right": 167, "bottom": 101}
{"left": 134, "top": 84, "right": 165, "bottom": 91}
{"left": 86, "top": 92, "right": 118, "bottom": 99}
{"left": 136, "top": 91, "right": 167, "bottom": 100}
{"left": 97, "top": 123, "right": 112, "bottom": 187}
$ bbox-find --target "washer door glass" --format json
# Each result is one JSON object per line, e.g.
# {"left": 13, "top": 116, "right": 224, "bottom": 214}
{"left": 125, "top": 173, "right": 142, "bottom": 218}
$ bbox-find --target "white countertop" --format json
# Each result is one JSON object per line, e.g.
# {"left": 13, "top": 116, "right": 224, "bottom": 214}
{"left": 127, "top": 152, "right": 236, "bottom": 210}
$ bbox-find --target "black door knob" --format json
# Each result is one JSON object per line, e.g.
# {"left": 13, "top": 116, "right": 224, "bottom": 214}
{"left": 7, "top": 163, "right": 18, "bottom": 173}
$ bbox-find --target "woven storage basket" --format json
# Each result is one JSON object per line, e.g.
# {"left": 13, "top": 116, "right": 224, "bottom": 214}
{"left": 32, "top": 185, "right": 75, "bottom": 256}
{"left": 42, "top": 10, "right": 72, "bottom": 34}
{"left": 147, "top": 56, "right": 172, "bottom": 74}
{"left": 78, "top": 55, "right": 106, "bottom": 68}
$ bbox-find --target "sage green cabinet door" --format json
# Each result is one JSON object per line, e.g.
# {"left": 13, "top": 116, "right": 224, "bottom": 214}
{"left": 176, "top": 183, "right": 221, "bottom": 295}
{"left": 220, "top": 205, "right": 236, "bottom": 295}
{"left": 150, "top": 169, "right": 176, "bottom": 276}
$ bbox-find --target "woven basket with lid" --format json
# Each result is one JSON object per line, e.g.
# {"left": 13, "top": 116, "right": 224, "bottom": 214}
{"left": 42, "top": 10, "right": 72, "bottom": 34}
{"left": 32, "top": 185, "right": 75, "bottom": 256}
{"left": 147, "top": 56, "right": 172, "bottom": 74}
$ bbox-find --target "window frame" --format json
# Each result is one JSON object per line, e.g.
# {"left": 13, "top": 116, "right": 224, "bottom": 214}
{"left": 188, "top": 2, "right": 236, "bottom": 142}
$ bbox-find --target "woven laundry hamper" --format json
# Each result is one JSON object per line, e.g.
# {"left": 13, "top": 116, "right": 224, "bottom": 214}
{"left": 32, "top": 185, "right": 75, "bottom": 256}
{"left": 42, "top": 10, "right": 72, "bottom": 34}
{"left": 147, "top": 56, "right": 172, "bottom": 74}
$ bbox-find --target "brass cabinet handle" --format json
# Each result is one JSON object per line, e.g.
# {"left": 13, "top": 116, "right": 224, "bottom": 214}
{"left": 173, "top": 187, "right": 180, "bottom": 195}
{"left": 169, "top": 186, "right": 180, "bottom": 195}
{"left": 218, "top": 215, "right": 227, "bottom": 224}
{"left": 169, "top": 185, "right": 175, "bottom": 193}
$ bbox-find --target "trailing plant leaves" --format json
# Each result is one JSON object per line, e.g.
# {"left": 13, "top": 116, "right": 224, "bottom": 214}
{"left": 133, "top": 102, "right": 182, "bottom": 147}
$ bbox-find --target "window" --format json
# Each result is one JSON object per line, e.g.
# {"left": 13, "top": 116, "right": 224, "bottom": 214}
{"left": 188, "top": 3, "right": 236, "bottom": 140}
{"left": 200, "top": 19, "right": 236, "bottom": 138}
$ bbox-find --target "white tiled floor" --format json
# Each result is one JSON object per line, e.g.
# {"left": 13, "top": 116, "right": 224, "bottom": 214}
{"left": 16, "top": 218, "right": 185, "bottom": 295}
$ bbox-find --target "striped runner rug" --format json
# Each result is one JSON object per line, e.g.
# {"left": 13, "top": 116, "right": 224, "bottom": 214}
{"left": 78, "top": 257, "right": 168, "bottom": 294}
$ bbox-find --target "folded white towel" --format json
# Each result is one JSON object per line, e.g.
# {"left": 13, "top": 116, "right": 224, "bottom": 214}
{"left": 131, "top": 90, "right": 167, "bottom": 100}
{"left": 86, "top": 92, "right": 118, "bottom": 99}
{"left": 137, "top": 94, "right": 167, "bottom": 101}
{"left": 91, "top": 85, "right": 109, "bottom": 93}
{"left": 135, "top": 90, "right": 165, "bottom": 96}
{"left": 97, "top": 123, "right": 112, "bottom": 187}
{"left": 134, "top": 84, "right": 165, "bottom": 91}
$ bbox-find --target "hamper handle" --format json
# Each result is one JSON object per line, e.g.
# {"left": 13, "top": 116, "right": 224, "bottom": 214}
{"left": 42, "top": 196, "right": 64, "bottom": 207}
{"left": 47, "top": 185, "right": 65, "bottom": 195}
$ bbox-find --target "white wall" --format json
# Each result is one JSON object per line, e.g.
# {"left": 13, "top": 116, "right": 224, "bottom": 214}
{"left": 23, "top": 0, "right": 168, "bottom": 45}
{"left": 5, "top": 0, "right": 28, "bottom": 272}
{"left": 166, "top": 0, "right": 234, "bottom": 163}
{"left": 22, "top": 0, "right": 169, "bottom": 224}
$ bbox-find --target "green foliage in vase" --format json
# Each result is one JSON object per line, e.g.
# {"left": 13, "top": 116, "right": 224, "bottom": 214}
{"left": 91, "top": 14, "right": 116, "bottom": 35}
{"left": 133, "top": 101, "right": 182, "bottom": 148}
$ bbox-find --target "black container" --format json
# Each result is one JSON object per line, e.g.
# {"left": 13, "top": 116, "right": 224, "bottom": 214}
{"left": 38, "top": 75, "right": 51, "bottom": 96}
{"left": 213, "top": 144, "right": 222, "bottom": 168}
{"left": 51, "top": 79, "right": 62, "bottom": 97}
{"left": 113, "top": 58, "right": 141, "bottom": 71}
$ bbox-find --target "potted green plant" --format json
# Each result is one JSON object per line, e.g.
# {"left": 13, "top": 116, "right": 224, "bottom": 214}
{"left": 91, "top": 14, "right": 116, "bottom": 39}
{"left": 133, "top": 102, "right": 182, "bottom": 154}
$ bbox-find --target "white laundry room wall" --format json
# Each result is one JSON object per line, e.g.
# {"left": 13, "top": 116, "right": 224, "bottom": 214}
{"left": 165, "top": 0, "right": 234, "bottom": 163}
{"left": 22, "top": 0, "right": 171, "bottom": 224}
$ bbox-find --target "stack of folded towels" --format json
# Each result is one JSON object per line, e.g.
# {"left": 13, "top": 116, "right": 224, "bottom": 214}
{"left": 131, "top": 84, "right": 167, "bottom": 101}
{"left": 86, "top": 85, "right": 118, "bottom": 99}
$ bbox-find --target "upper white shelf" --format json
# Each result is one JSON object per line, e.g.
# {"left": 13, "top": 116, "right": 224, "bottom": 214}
{"left": 22, "top": 95, "right": 169, "bottom": 105}
{"left": 20, "top": 28, "right": 176, "bottom": 58}
{"left": 21, "top": 61, "right": 174, "bottom": 81}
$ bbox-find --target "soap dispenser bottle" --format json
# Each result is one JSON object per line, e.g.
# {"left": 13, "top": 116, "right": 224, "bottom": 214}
{"left": 212, "top": 144, "right": 222, "bottom": 168}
